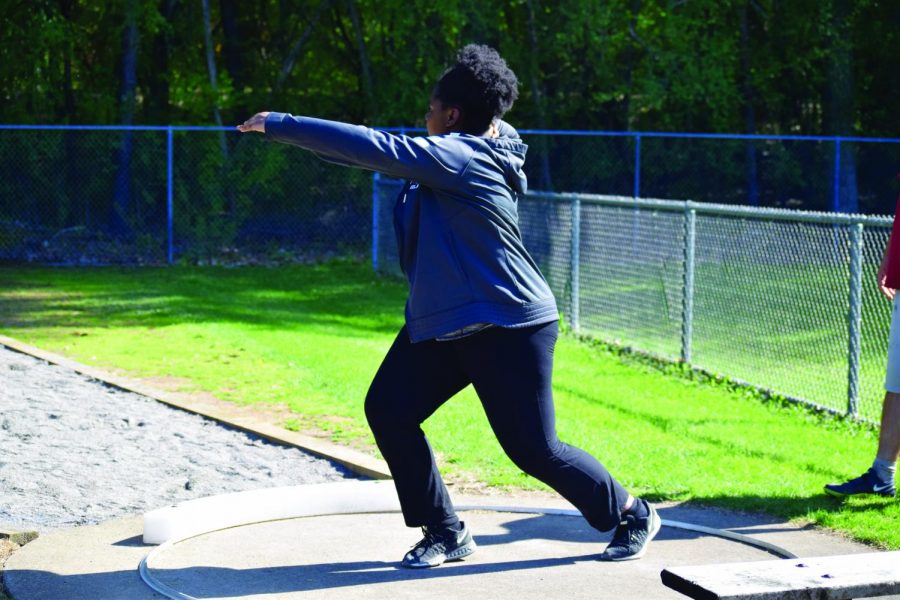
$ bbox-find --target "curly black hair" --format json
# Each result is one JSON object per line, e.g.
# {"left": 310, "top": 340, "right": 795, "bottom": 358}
{"left": 433, "top": 44, "right": 519, "bottom": 134}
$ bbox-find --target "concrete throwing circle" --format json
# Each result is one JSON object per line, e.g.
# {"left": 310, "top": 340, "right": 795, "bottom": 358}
{"left": 139, "top": 482, "right": 794, "bottom": 600}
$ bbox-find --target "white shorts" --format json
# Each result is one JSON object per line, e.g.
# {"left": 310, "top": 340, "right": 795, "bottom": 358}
{"left": 888, "top": 296, "right": 900, "bottom": 393}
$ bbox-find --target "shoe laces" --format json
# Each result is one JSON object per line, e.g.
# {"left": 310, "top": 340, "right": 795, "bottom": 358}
{"left": 611, "top": 516, "right": 640, "bottom": 545}
{"left": 410, "top": 526, "right": 443, "bottom": 554}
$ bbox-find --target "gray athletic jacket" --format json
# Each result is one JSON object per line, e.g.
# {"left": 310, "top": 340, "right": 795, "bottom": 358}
{"left": 265, "top": 113, "right": 558, "bottom": 342}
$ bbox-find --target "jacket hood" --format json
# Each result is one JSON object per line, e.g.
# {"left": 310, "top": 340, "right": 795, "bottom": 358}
{"left": 485, "top": 136, "right": 529, "bottom": 195}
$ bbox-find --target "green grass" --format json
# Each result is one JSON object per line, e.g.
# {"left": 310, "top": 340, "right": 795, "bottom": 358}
{"left": 569, "top": 259, "right": 893, "bottom": 422}
{"left": 1, "top": 261, "right": 898, "bottom": 549}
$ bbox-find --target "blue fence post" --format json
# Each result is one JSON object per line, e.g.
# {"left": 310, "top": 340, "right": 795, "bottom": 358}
{"left": 632, "top": 134, "right": 643, "bottom": 259}
{"left": 371, "top": 172, "right": 380, "bottom": 272}
{"left": 847, "top": 222, "right": 863, "bottom": 417}
{"left": 166, "top": 126, "right": 174, "bottom": 265}
{"left": 833, "top": 138, "right": 842, "bottom": 213}
{"left": 633, "top": 134, "right": 642, "bottom": 198}
{"left": 681, "top": 203, "right": 697, "bottom": 363}
{"left": 570, "top": 195, "right": 581, "bottom": 333}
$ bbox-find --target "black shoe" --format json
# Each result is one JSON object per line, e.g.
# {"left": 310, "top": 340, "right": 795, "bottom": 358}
{"left": 824, "top": 468, "right": 896, "bottom": 498}
{"left": 599, "top": 501, "right": 660, "bottom": 561}
{"left": 401, "top": 521, "right": 476, "bottom": 568}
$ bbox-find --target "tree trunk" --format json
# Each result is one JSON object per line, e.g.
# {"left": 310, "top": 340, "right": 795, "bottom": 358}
{"left": 274, "top": 0, "right": 331, "bottom": 95}
{"left": 58, "top": 0, "right": 76, "bottom": 122}
{"left": 623, "top": 0, "right": 641, "bottom": 196}
{"left": 58, "top": 0, "right": 79, "bottom": 230}
{"left": 525, "top": 0, "right": 553, "bottom": 191}
{"left": 740, "top": 2, "right": 760, "bottom": 206}
{"left": 145, "top": 0, "right": 175, "bottom": 124}
{"left": 201, "top": 0, "right": 232, "bottom": 215}
{"left": 219, "top": 0, "right": 244, "bottom": 122}
{"left": 346, "top": 0, "right": 376, "bottom": 123}
{"left": 826, "top": 0, "right": 858, "bottom": 213}
{"left": 111, "top": 0, "right": 139, "bottom": 237}
{"left": 623, "top": 0, "right": 640, "bottom": 130}
{"left": 201, "top": 0, "right": 225, "bottom": 133}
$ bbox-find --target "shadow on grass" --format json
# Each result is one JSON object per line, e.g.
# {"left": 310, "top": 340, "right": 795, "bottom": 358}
{"left": 556, "top": 382, "right": 865, "bottom": 482}
{"left": 0, "top": 262, "right": 407, "bottom": 335}
{"left": 678, "top": 492, "right": 899, "bottom": 537}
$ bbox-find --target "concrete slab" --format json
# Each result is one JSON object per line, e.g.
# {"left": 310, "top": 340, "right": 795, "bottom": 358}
{"left": 3, "top": 325, "right": 895, "bottom": 599}
{"left": 3, "top": 516, "right": 164, "bottom": 600}
{"left": 4, "top": 494, "right": 885, "bottom": 600}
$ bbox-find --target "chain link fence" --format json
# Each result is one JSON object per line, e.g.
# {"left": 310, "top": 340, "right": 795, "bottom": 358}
{"left": 0, "top": 128, "right": 168, "bottom": 263}
{"left": 0, "top": 127, "right": 372, "bottom": 265}
{"left": 3, "top": 126, "right": 899, "bottom": 264}
{"left": 374, "top": 178, "right": 894, "bottom": 424}
{"left": 520, "top": 132, "right": 900, "bottom": 215}
{"left": 2, "top": 125, "right": 897, "bottom": 422}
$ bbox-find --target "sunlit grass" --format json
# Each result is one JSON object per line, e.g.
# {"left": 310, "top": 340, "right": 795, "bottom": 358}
{"left": 1, "top": 261, "right": 897, "bottom": 548}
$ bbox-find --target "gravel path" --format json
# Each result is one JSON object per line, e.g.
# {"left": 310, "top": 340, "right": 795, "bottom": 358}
{"left": 0, "top": 345, "right": 358, "bottom": 533}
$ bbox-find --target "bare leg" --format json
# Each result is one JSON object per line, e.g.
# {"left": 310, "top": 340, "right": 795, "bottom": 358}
{"left": 876, "top": 392, "right": 900, "bottom": 463}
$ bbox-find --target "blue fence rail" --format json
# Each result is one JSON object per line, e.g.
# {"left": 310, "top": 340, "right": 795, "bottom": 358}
{"left": 3, "top": 123, "right": 897, "bottom": 423}
{"left": 385, "top": 126, "right": 900, "bottom": 215}
{"left": 2, "top": 124, "right": 900, "bottom": 266}
{"left": 0, "top": 124, "right": 374, "bottom": 264}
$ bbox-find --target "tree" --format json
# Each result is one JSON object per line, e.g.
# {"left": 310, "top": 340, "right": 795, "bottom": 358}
{"left": 5, "top": 0, "right": 900, "bottom": 213}
{"left": 825, "top": 0, "right": 858, "bottom": 213}
{"left": 110, "top": 0, "right": 140, "bottom": 237}
{"left": 740, "top": 0, "right": 761, "bottom": 206}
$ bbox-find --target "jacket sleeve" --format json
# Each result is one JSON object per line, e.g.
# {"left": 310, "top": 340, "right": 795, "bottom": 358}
{"left": 264, "top": 112, "right": 471, "bottom": 188}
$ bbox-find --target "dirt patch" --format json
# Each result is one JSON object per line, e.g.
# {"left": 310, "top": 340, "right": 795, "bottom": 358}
{"left": 130, "top": 375, "right": 561, "bottom": 499}
{"left": 0, "top": 540, "right": 20, "bottom": 600}
{"left": 138, "top": 375, "right": 300, "bottom": 422}
{"left": 138, "top": 375, "right": 379, "bottom": 453}
{"left": 1, "top": 346, "right": 353, "bottom": 532}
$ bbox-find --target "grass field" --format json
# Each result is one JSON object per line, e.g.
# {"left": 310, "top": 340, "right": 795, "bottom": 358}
{"left": 1, "top": 260, "right": 898, "bottom": 548}
{"left": 565, "top": 258, "right": 893, "bottom": 422}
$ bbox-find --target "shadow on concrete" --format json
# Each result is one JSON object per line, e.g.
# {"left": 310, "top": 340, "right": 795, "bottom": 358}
{"left": 111, "top": 534, "right": 152, "bottom": 548}
{"left": 473, "top": 512, "right": 705, "bottom": 548}
{"left": 160, "top": 553, "right": 606, "bottom": 598}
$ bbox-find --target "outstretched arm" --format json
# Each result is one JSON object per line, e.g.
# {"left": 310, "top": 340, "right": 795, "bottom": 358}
{"left": 238, "top": 112, "right": 472, "bottom": 188}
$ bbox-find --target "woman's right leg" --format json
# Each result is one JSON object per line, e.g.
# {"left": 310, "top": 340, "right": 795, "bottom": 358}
{"left": 454, "top": 322, "right": 631, "bottom": 532}
{"left": 365, "top": 326, "right": 470, "bottom": 528}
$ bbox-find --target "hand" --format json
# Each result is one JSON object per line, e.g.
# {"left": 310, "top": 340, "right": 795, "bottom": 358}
{"left": 237, "top": 112, "right": 270, "bottom": 133}
{"left": 878, "top": 262, "right": 896, "bottom": 301}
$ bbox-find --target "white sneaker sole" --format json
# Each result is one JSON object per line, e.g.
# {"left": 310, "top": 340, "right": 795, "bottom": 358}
{"left": 402, "top": 539, "right": 477, "bottom": 568}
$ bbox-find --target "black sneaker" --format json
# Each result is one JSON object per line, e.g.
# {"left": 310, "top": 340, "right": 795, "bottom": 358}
{"left": 824, "top": 468, "right": 896, "bottom": 498}
{"left": 400, "top": 521, "right": 476, "bottom": 568}
{"left": 599, "top": 501, "right": 660, "bottom": 561}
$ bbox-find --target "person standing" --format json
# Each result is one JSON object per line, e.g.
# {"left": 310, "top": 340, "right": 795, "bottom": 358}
{"left": 825, "top": 176, "right": 900, "bottom": 499}
{"left": 238, "top": 45, "right": 659, "bottom": 567}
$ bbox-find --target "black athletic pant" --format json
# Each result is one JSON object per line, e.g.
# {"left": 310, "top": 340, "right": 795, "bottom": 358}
{"left": 364, "top": 320, "right": 630, "bottom": 533}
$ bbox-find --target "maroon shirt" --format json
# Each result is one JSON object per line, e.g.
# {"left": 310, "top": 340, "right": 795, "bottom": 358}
{"left": 887, "top": 175, "right": 900, "bottom": 289}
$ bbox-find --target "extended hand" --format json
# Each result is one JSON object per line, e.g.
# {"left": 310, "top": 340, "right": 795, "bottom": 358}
{"left": 878, "top": 262, "right": 896, "bottom": 301}
{"left": 237, "top": 112, "right": 270, "bottom": 133}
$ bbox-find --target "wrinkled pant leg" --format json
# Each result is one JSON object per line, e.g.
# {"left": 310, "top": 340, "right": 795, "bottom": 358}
{"left": 365, "top": 326, "right": 469, "bottom": 528}
{"left": 456, "top": 322, "right": 630, "bottom": 532}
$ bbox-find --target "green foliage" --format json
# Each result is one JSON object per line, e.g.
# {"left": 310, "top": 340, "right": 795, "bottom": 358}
{"left": 3, "top": 0, "right": 899, "bottom": 138}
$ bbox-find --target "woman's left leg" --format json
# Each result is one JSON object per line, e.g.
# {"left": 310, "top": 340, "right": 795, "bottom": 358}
{"left": 453, "top": 321, "right": 630, "bottom": 533}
